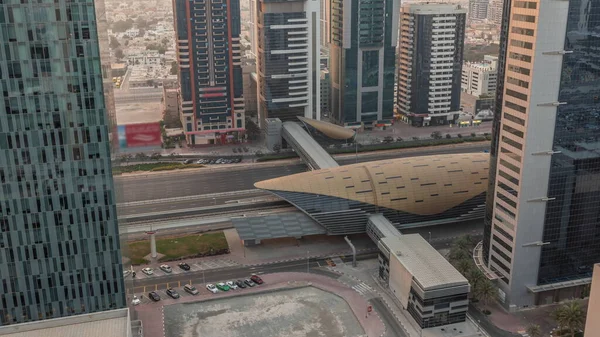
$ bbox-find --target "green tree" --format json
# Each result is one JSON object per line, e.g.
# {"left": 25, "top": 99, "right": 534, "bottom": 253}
{"left": 109, "top": 36, "right": 120, "bottom": 49}
{"left": 273, "top": 143, "right": 281, "bottom": 153}
{"left": 431, "top": 131, "right": 443, "bottom": 139}
{"left": 170, "top": 61, "right": 178, "bottom": 75}
{"left": 467, "top": 268, "right": 486, "bottom": 289}
{"left": 474, "top": 279, "right": 496, "bottom": 307}
{"left": 525, "top": 324, "right": 542, "bottom": 337}
{"left": 114, "top": 48, "right": 124, "bottom": 59}
{"left": 245, "top": 118, "right": 261, "bottom": 140}
{"left": 452, "top": 235, "right": 474, "bottom": 252}
{"left": 454, "top": 259, "right": 472, "bottom": 276}
{"left": 449, "top": 247, "right": 469, "bottom": 262}
{"left": 551, "top": 301, "right": 585, "bottom": 337}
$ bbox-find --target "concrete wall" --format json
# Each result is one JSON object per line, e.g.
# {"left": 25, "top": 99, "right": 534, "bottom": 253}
{"left": 389, "top": 253, "right": 413, "bottom": 309}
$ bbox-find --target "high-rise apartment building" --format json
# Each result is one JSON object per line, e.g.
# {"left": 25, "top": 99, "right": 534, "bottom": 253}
{"left": 462, "top": 55, "right": 498, "bottom": 96}
{"left": 468, "top": 0, "right": 488, "bottom": 22}
{"left": 329, "top": 0, "right": 399, "bottom": 126}
{"left": 487, "top": 0, "right": 503, "bottom": 25}
{"left": 173, "top": 0, "right": 245, "bottom": 145}
{"left": 396, "top": 3, "right": 466, "bottom": 127}
{"left": 256, "top": 0, "right": 320, "bottom": 124}
{"left": 480, "top": 0, "right": 600, "bottom": 310}
{"left": 0, "top": 0, "right": 126, "bottom": 325}
{"left": 320, "top": 0, "right": 330, "bottom": 49}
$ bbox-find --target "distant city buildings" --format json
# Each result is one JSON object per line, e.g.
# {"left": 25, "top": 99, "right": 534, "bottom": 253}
{"left": 480, "top": 0, "right": 600, "bottom": 310}
{"left": 395, "top": 3, "right": 466, "bottom": 127}
{"left": 256, "top": 0, "right": 320, "bottom": 124}
{"left": 173, "top": 0, "right": 245, "bottom": 145}
{"left": 0, "top": 0, "right": 126, "bottom": 325}
{"left": 487, "top": 0, "right": 503, "bottom": 26}
{"left": 320, "top": 69, "right": 330, "bottom": 117}
{"left": 329, "top": 0, "right": 399, "bottom": 126}
{"left": 461, "top": 55, "right": 498, "bottom": 96}
{"left": 468, "top": 0, "right": 488, "bottom": 22}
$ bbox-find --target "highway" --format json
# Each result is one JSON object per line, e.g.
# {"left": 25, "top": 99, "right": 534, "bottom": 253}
{"left": 116, "top": 143, "right": 490, "bottom": 204}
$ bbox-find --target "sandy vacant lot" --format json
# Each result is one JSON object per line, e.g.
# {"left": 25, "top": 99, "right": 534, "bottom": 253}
{"left": 163, "top": 287, "right": 365, "bottom": 337}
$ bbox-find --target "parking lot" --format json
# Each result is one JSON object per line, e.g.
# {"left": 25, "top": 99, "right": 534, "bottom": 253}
{"left": 162, "top": 287, "right": 365, "bottom": 337}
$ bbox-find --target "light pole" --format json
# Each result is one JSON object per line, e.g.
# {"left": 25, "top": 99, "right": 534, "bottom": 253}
{"left": 355, "top": 141, "right": 358, "bottom": 163}
{"left": 306, "top": 250, "right": 310, "bottom": 274}
{"left": 428, "top": 232, "right": 431, "bottom": 243}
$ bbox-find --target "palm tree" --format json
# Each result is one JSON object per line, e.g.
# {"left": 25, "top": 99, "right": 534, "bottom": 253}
{"left": 449, "top": 247, "right": 470, "bottom": 262}
{"left": 454, "top": 258, "right": 473, "bottom": 276}
{"left": 475, "top": 279, "right": 496, "bottom": 308}
{"left": 468, "top": 268, "right": 486, "bottom": 289}
{"left": 526, "top": 324, "right": 542, "bottom": 337}
{"left": 551, "top": 301, "right": 585, "bottom": 337}
{"left": 452, "top": 236, "right": 473, "bottom": 252}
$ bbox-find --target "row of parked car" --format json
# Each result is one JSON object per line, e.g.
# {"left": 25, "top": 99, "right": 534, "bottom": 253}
{"left": 134, "top": 275, "right": 264, "bottom": 304}
{"left": 135, "top": 263, "right": 191, "bottom": 277}
{"left": 183, "top": 157, "right": 243, "bottom": 165}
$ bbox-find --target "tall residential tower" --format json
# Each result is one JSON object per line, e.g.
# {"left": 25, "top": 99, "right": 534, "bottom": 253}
{"left": 256, "top": 0, "right": 321, "bottom": 124}
{"left": 396, "top": 3, "right": 466, "bottom": 127}
{"left": 0, "top": 0, "right": 126, "bottom": 325}
{"left": 173, "top": 0, "right": 245, "bottom": 145}
{"left": 479, "top": 0, "right": 600, "bottom": 310}
{"left": 329, "top": 0, "right": 399, "bottom": 126}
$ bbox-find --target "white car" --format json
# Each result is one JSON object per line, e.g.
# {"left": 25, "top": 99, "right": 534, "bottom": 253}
{"left": 141, "top": 268, "right": 153, "bottom": 275}
{"left": 206, "top": 284, "right": 218, "bottom": 294}
{"left": 226, "top": 281, "right": 238, "bottom": 290}
{"left": 131, "top": 296, "right": 141, "bottom": 306}
{"left": 159, "top": 264, "right": 172, "bottom": 273}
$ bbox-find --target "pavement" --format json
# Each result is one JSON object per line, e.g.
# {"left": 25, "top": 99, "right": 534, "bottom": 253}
{"left": 134, "top": 272, "right": 386, "bottom": 337}
{"left": 114, "top": 142, "right": 490, "bottom": 204}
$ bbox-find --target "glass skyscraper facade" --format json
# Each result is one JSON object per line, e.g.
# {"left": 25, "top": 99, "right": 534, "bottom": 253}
{"left": 0, "top": 0, "right": 126, "bottom": 325}
{"left": 480, "top": 0, "right": 600, "bottom": 309}
{"left": 329, "top": 0, "right": 398, "bottom": 125}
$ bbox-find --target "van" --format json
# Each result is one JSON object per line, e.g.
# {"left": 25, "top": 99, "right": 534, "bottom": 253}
{"left": 184, "top": 284, "right": 199, "bottom": 295}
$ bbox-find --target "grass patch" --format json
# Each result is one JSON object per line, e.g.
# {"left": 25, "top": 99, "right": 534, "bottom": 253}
{"left": 127, "top": 232, "right": 229, "bottom": 265}
{"left": 256, "top": 136, "right": 491, "bottom": 162}
{"left": 112, "top": 163, "right": 204, "bottom": 175}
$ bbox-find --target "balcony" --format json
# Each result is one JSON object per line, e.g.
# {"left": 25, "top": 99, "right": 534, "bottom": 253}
{"left": 473, "top": 242, "right": 499, "bottom": 280}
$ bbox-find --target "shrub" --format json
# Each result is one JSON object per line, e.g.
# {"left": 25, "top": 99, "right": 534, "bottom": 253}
{"left": 446, "top": 134, "right": 452, "bottom": 139}
{"left": 412, "top": 137, "right": 419, "bottom": 141}
{"left": 471, "top": 132, "right": 477, "bottom": 137}
{"left": 431, "top": 131, "right": 443, "bottom": 140}
{"left": 457, "top": 134, "right": 463, "bottom": 138}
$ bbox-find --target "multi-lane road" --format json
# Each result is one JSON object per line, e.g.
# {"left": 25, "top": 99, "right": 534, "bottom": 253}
{"left": 116, "top": 143, "right": 490, "bottom": 207}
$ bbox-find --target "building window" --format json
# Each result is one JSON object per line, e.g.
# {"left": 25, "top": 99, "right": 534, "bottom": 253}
{"left": 506, "top": 88, "right": 528, "bottom": 101}
{"left": 514, "top": 1, "right": 537, "bottom": 9}
{"left": 505, "top": 100, "right": 527, "bottom": 114}
{"left": 508, "top": 52, "right": 532, "bottom": 63}
{"left": 512, "top": 14, "right": 536, "bottom": 23}
{"left": 506, "top": 76, "right": 529, "bottom": 89}
{"left": 510, "top": 39, "right": 533, "bottom": 50}
{"left": 502, "top": 123, "right": 524, "bottom": 138}
{"left": 511, "top": 26, "right": 535, "bottom": 37}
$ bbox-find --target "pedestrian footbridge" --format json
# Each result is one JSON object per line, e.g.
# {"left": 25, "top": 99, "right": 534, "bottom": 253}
{"left": 281, "top": 121, "right": 339, "bottom": 170}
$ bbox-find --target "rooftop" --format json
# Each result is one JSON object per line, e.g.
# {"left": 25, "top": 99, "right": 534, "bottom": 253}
{"left": 0, "top": 308, "right": 131, "bottom": 337}
{"left": 382, "top": 234, "right": 468, "bottom": 290}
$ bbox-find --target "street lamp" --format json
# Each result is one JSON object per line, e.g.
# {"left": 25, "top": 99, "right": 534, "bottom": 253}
{"left": 355, "top": 141, "right": 358, "bottom": 163}
{"left": 428, "top": 232, "right": 431, "bottom": 243}
{"left": 306, "top": 250, "right": 310, "bottom": 274}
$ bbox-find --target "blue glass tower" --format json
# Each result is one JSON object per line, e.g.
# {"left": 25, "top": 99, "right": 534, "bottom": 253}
{"left": 0, "top": 0, "right": 126, "bottom": 325}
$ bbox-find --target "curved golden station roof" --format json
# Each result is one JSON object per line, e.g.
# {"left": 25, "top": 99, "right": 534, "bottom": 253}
{"left": 255, "top": 153, "right": 490, "bottom": 216}
{"left": 297, "top": 116, "right": 356, "bottom": 140}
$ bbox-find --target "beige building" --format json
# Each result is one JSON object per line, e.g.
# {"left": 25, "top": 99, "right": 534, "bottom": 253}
{"left": 162, "top": 87, "right": 180, "bottom": 128}
{"left": 585, "top": 264, "right": 600, "bottom": 336}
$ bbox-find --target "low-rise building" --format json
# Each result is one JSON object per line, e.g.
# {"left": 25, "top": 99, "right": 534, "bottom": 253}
{"left": 163, "top": 87, "right": 181, "bottom": 128}
{"left": 461, "top": 55, "right": 498, "bottom": 96}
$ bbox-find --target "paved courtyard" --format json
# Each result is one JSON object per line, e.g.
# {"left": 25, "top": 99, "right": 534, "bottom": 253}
{"left": 162, "top": 287, "right": 366, "bottom": 337}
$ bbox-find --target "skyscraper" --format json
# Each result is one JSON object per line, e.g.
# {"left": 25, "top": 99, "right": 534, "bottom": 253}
{"left": 480, "top": 0, "right": 600, "bottom": 309}
{"left": 173, "top": 0, "right": 245, "bottom": 145}
{"left": 329, "top": 0, "right": 399, "bottom": 126}
{"left": 0, "top": 0, "right": 126, "bottom": 325}
{"left": 395, "top": 3, "right": 466, "bottom": 127}
{"left": 468, "top": 0, "right": 488, "bottom": 22}
{"left": 256, "top": 0, "right": 321, "bottom": 124}
{"left": 487, "top": 0, "right": 503, "bottom": 26}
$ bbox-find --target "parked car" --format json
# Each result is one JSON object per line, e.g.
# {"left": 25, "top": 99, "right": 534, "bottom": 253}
{"left": 226, "top": 281, "right": 238, "bottom": 290}
{"left": 178, "top": 262, "right": 191, "bottom": 271}
{"left": 196, "top": 160, "right": 203, "bottom": 164}
{"left": 123, "top": 270, "right": 132, "bottom": 278}
{"left": 166, "top": 288, "right": 180, "bottom": 299}
{"left": 131, "top": 296, "right": 141, "bottom": 306}
{"left": 244, "top": 279, "right": 255, "bottom": 287}
{"left": 159, "top": 264, "right": 172, "bottom": 273}
{"left": 141, "top": 268, "right": 153, "bottom": 276}
{"left": 250, "top": 275, "right": 264, "bottom": 285}
{"left": 184, "top": 284, "right": 199, "bottom": 295}
{"left": 206, "top": 284, "right": 218, "bottom": 294}
{"left": 183, "top": 159, "right": 193, "bottom": 164}
{"left": 216, "top": 282, "right": 230, "bottom": 291}
{"left": 235, "top": 280, "right": 246, "bottom": 289}
{"left": 148, "top": 291, "right": 161, "bottom": 302}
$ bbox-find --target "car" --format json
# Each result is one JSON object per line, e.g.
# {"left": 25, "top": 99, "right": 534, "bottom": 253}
{"left": 206, "top": 284, "right": 218, "bottom": 294}
{"left": 184, "top": 284, "right": 199, "bottom": 295}
{"left": 183, "top": 159, "right": 193, "bottom": 164}
{"left": 226, "top": 281, "right": 238, "bottom": 289}
{"left": 123, "top": 270, "right": 132, "bottom": 278}
{"left": 148, "top": 291, "right": 161, "bottom": 302}
{"left": 178, "top": 262, "right": 191, "bottom": 271}
{"left": 244, "top": 279, "right": 255, "bottom": 287}
{"left": 250, "top": 275, "right": 264, "bottom": 285}
{"left": 216, "top": 282, "right": 230, "bottom": 291}
{"left": 131, "top": 296, "right": 141, "bottom": 306}
{"left": 166, "top": 288, "right": 180, "bottom": 299}
{"left": 141, "top": 268, "right": 153, "bottom": 276}
{"left": 159, "top": 264, "right": 172, "bottom": 273}
{"left": 196, "top": 159, "right": 203, "bottom": 164}
{"left": 235, "top": 280, "right": 246, "bottom": 289}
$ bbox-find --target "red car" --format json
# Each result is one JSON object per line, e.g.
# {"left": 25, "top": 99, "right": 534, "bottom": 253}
{"left": 250, "top": 275, "right": 263, "bottom": 285}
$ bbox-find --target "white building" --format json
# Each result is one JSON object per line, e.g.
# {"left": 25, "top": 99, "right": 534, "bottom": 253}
{"left": 461, "top": 55, "right": 498, "bottom": 96}
{"left": 127, "top": 51, "right": 163, "bottom": 66}
{"left": 125, "top": 28, "right": 140, "bottom": 38}
{"left": 468, "top": 0, "right": 488, "bottom": 22}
